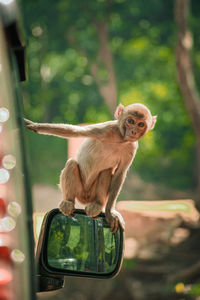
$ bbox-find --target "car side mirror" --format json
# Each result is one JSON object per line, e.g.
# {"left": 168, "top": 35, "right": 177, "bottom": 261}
{"left": 36, "top": 209, "right": 124, "bottom": 292}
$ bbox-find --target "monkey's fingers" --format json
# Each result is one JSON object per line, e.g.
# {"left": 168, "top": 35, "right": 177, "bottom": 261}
{"left": 110, "top": 218, "right": 119, "bottom": 234}
{"left": 106, "top": 213, "right": 115, "bottom": 232}
{"left": 24, "top": 118, "right": 39, "bottom": 132}
{"left": 106, "top": 211, "right": 125, "bottom": 234}
{"left": 24, "top": 118, "right": 34, "bottom": 126}
{"left": 113, "top": 210, "right": 125, "bottom": 231}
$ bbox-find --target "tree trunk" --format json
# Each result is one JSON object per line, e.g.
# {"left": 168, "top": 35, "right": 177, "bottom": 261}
{"left": 67, "top": 21, "right": 117, "bottom": 116}
{"left": 90, "top": 21, "right": 117, "bottom": 115}
{"left": 174, "top": 0, "right": 200, "bottom": 203}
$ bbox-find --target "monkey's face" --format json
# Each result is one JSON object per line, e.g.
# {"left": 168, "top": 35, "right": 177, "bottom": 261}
{"left": 115, "top": 103, "right": 157, "bottom": 141}
{"left": 123, "top": 115, "right": 148, "bottom": 141}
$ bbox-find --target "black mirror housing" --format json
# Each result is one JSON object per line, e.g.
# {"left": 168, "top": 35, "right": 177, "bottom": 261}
{"left": 36, "top": 209, "right": 124, "bottom": 291}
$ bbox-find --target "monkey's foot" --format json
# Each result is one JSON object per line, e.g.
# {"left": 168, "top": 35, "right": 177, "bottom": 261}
{"left": 106, "top": 210, "right": 125, "bottom": 233}
{"left": 59, "top": 200, "right": 75, "bottom": 216}
{"left": 85, "top": 203, "right": 102, "bottom": 218}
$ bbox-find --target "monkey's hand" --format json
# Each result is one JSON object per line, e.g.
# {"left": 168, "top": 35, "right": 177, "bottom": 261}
{"left": 105, "top": 210, "right": 125, "bottom": 233}
{"left": 24, "top": 118, "right": 40, "bottom": 133}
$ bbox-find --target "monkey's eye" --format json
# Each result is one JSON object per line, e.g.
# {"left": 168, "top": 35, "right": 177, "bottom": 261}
{"left": 127, "top": 119, "right": 134, "bottom": 124}
{"left": 138, "top": 122, "right": 145, "bottom": 127}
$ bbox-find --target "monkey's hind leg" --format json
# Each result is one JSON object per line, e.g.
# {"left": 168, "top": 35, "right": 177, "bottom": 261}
{"left": 85, "top": 169, "right": 112, "bottom": 218}
{"left": 59, "top": 158, "right": 83, "bottom": 216}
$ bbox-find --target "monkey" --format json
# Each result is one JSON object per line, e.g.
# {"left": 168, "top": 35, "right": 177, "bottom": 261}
{"left": 25, "top": 103, "right": 157, "bottom": 233}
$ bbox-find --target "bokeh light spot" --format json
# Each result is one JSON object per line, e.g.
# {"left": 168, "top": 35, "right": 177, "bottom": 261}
{"left": 175, "top": 282, "right": 185, "bottom": 293}
{"left": 0, "top": 168, "right": 10, "bottom": 184}
{"left": 0, "top": 108, "right": 9, "bottom": 122}
{"left": 7, "top": 202, "right": 21, "bottom": 218}
{"left": 1, "top": 216, "right": 16, "bottom": 232}
{"left": 2, "top": 155, "right": 16, "bottom": 170}
{"left": 151, "top": 83, "right": 168, "bottom": 98}
{"left": 11, "top": 249, "right": 25, "bottom": 263}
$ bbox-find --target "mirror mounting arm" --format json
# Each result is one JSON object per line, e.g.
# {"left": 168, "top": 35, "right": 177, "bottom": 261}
{"left": 36, "top": 274, "right": 64, "bottom": 292}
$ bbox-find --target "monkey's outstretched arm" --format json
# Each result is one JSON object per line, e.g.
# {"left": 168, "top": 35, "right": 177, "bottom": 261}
{"left": 24, "top": 118, "right": 117, "bottom": 139}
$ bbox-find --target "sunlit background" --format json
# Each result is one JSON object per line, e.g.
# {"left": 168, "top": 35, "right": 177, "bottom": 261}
{"left": 21, "top": 0, "right": 199, "bottom": 194}
{"left": 19, "top": 0, "right": 200, "bottom": 298}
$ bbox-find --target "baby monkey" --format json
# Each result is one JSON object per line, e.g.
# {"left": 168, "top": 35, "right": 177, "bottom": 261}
{"left": 25, "top": 103, "right": 156, "bottom": 233}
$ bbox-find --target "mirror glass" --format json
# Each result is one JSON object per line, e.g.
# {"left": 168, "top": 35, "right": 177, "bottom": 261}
{"left": 45, "top": 211, "right": 123, "bottom": 276}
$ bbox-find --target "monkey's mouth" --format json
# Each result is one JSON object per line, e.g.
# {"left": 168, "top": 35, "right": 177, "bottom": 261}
{"left": 124, "top": 131, "right": 143, "bottom": 142}
{"left": 124, "top": 132, "right": 137, "bottom": 141}
{"left": 124, "top": 135, "right": 137, "bottom": 142}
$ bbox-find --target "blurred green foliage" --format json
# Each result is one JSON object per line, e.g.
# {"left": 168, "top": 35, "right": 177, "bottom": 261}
{"left": 189, "top": 282, "right": 200, "bottom": 296}
{"left": 20, "top": 0, "right": 200, "bottom": 190}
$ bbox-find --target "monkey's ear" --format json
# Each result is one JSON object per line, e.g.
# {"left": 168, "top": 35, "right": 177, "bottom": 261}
{"left": 114, "top": 104, "right": 125, "bottom": 119}
{"left": 150, "top": 115, "right": 157, "bottom": 130}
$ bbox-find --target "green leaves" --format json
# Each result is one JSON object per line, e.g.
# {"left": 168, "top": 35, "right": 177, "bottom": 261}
{"left": 21, "top": 0, "right": 197, "bottom": 190}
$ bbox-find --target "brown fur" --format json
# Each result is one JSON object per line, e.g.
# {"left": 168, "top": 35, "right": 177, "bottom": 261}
{"left": 25, "top": 103, "right": 156, "bottom": 233}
